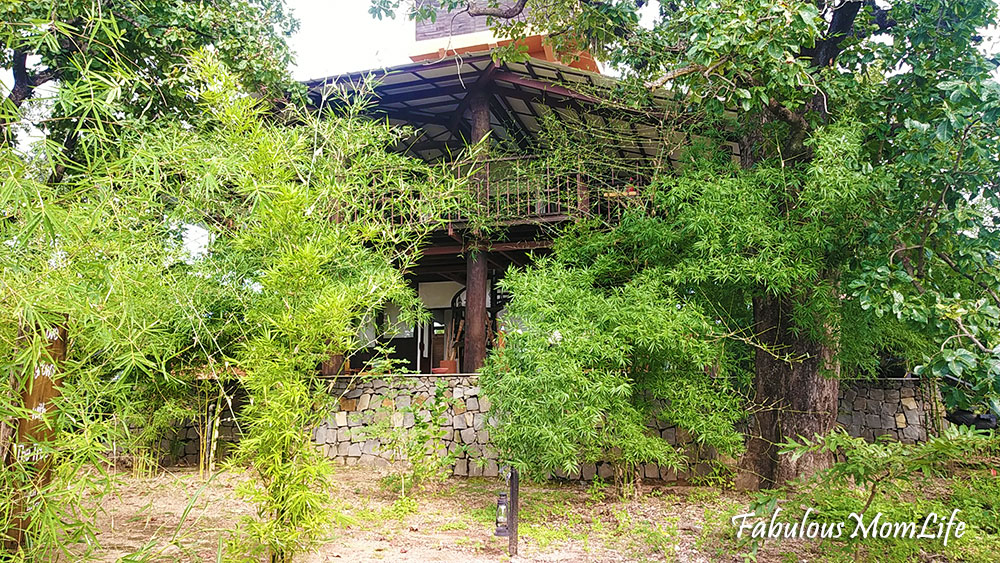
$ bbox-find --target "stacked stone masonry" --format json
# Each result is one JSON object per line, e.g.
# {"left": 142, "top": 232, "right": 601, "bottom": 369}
{"left": 160, "top": 415, "right": 240, "bottom": 467}
{"left": 836, "top": 378, "right": 936, "bottom": 444}
{"left": 161, "top": 376, "right": 938, "bottom": 482}
{"left": 316, "top": 375, "right": 504, "bottom": 476}
{"left": 314, "top": 375, "right": 938, "bottom": 482}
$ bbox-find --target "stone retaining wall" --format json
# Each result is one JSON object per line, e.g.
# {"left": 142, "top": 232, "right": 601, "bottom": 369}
{"left": 836, "top": 378, "right": 937, "bottom": 443}
{"left": 316, "top": 375, "right": 503, "bottom": 476}
{"left": 314, "top": 375, "right": 940, "bottom": 481}
{"left": 316, "top": 375, "right": 730, "bottom": 482}
{"left": 159, "top": 376, "right": 940, "bottom": 480}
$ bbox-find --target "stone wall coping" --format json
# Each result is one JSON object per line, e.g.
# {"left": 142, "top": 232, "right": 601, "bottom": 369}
{"left": 320, "top": 373, "right": 481, "bottom": 379}
{"left": 840, "top": 377, "right": 922, "bottom": 382}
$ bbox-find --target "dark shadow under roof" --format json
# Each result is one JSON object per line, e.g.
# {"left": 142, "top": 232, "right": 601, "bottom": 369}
{"left": 302, "top": 53, "right": 731, "bottom": 164}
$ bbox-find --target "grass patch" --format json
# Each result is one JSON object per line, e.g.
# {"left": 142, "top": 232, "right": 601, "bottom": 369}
{"left": 437, "top": 521, "right": 470, "bottom": 531}
{"left": 382, "top": 496, "right": 419, "bottom": 520}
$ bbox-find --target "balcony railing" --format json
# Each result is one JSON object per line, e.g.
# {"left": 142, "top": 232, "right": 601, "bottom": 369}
{"left": 449, "top": 156, "right": 654, "bottom": 225}
{"left": 330, "top": 156, "right": 654, "bottom": 228}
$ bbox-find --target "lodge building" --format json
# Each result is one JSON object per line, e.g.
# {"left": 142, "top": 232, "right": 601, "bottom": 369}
{"left": 164, "top": 7, "right": 943, "bottom": 473}
{"left": 302, "top": 5, "right": 705, "bottom": 375}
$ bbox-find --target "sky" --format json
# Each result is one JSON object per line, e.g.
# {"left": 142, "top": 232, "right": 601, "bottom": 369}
{"left": 286, "top": 0, "right": 416, "bottom": 80}
{"left": 2, "top": 2, "right": 997, "bottom": 86}
{"left": 0, "top": 2, "right": 419, "bottom": 102}
{"left": 283, "top": 0, "right": 660, "bottom": 79}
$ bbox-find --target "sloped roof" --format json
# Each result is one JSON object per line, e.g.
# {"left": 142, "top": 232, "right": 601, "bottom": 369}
{"left": 302, "top": 53, "right": 719, "bottom": 164}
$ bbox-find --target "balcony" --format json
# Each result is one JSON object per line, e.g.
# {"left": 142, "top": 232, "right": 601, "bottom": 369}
{"left": 449, "top": 156, "right": 653, "bottom": 226}
{"left": 329, "top": 156, "right": 653, "bottom": 230}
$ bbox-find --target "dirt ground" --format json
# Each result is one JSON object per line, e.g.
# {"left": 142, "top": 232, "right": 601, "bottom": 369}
{"left": 64, "top": 465, "right": 816, "bottom": 562}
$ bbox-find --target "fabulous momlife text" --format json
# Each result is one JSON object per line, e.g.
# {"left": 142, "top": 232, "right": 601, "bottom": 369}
{"left": 731, "top": 507, "right": 967, "bottom": 546}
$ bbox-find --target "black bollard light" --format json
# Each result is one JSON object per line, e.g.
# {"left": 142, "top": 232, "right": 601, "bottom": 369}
{"left": 496, "top": 466, "right": 520, "bottom": 554}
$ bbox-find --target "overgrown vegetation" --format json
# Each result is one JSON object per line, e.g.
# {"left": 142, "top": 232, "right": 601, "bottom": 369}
{"left": 481, "top": 258, "right": 746, "bottom": 485}
{"left": 3, "top": 0, "right": 1000, "bottom": 560}
{"left": 724, "top": 427, "right": 1000, "bottom": 562}
{"left": 397, "top": 0, "right": 1000, "bottom": 491}
{"left": 1, "top": 32, "right": 467, "bottom": 563}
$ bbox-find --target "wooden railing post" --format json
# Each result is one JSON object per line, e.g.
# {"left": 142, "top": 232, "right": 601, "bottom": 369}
{"left": 576, "top": 171, "right": 590, "bottom": 216}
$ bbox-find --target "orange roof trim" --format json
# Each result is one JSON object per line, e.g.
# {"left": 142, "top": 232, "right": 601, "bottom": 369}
{"left": 410, "top": 34, "right": 599, "bottom": 73}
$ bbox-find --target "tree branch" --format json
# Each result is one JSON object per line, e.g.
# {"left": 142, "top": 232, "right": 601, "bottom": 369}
{"left": 645, "top": 57, "right": 728, "bottom": 90}
{"left": 937, "top": 251, "right": 1000, "bottom": 307}
{"left": 645, "top": 64, "right": 705, "bottom": 89}
{"left": 804, "top": 1, "right": 896, "bottom": 69}
{"left": 2, "top": 50, "right": 43, "bottom": 145}
{"left": 767, "top": 98, "right": 811, "bottom": 161}
{"left": 30, "top": 68, "right": 61, "bottom": 87}
{"left": 866, "top": 1, "right": 897, "bottom": 33}
{"left": 956, "top": 318, "right": 992, "bottom": 354}
{"left": 7, "top": 50, "right": 37, "bottom": 107}
{"left": 467, "top": 0, "right": 528, "bottom": 18}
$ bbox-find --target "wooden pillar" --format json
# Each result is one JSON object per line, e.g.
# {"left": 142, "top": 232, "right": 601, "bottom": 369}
{"left": 3, "top": 321, "right": 67, "bottom": 550}
{"left": 469, "top": 90, "right": 491, "bottom": 205}
{"left": 464, "top": 90, "right": 491, "bottom": 373}
{"left": 464, "top": 247, "right": 488, "bottom": 373}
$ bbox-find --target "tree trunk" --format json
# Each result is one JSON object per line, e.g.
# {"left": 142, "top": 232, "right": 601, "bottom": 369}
{"left": 737, "top": 294, "right": 839, "bottom": 490}
{"left": 462, "top": 89, "right": 492, "bottom": 373}
{"left": 2, "top": 322, "right": 68, "bottom": 551}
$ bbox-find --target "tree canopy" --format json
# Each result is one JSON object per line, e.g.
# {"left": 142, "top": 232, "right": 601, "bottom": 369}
{"left": 1, "top": 0, "right": 299, "bottom": 168}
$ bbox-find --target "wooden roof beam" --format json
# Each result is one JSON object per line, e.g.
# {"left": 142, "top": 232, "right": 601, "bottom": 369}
{"left": 303, "top": 55, "right": 493, "bottom": 90}
{"left": 420, "top": 240, "right": 553, "bottom": 256}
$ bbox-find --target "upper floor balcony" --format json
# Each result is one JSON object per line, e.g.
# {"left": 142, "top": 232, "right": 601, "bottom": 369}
{"left": 447, "top": 155, "right": 654, "bottom": 226}
{"left": 302, "top": 54, "right": 707, "bottom": 231}
{"left": 302, "top": 53, "right": 722, "bottom": 373}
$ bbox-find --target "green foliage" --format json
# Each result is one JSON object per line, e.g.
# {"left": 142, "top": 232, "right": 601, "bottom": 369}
{"left": 737, "top": 428, "right": 1000, "bottom": 562}
{"left": 0, "top": 0, "right": 298, "bottom": 143}
{"left": 585, "top": 477, "right": 608, "bottom": 504}
{"left": 2, "top": 49, "right": 467, "bottom": 560}
{"left": 481, "top": 258, "right": 745, "bottom": 480}
{"left": 949, "top": 472, "right": 1000, "bottom": 535}
{"left": 363, "top": 379, "right": 462, "bottom": 497}
{"left": 781, "top": 425, "right": 996, "bottom": 512}
{"left": 0, "top": 370, "right": 120, "bottom": 561}
{"left": 382, "top": 496, "right": 419, "bottom": 520}
{"left": 158, "top": 62, "right": 462, "bottom": 560}
{"left": 477, "top": 123, "right": 891, "bottom": 479}
{"left": 388, "top": 0, "right": 1000, "bottom": 443}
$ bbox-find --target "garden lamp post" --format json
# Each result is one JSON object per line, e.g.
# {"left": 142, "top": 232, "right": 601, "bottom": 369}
{"left": 495, "top": 466, "right": 519, "bottom": 555}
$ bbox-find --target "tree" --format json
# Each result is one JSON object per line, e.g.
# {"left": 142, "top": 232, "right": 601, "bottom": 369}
{"left": 0, "top": 0, "right": 297, "bottom": 177}
{"left": 381, "top": 0, "right": 1000, "bottom": 489}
